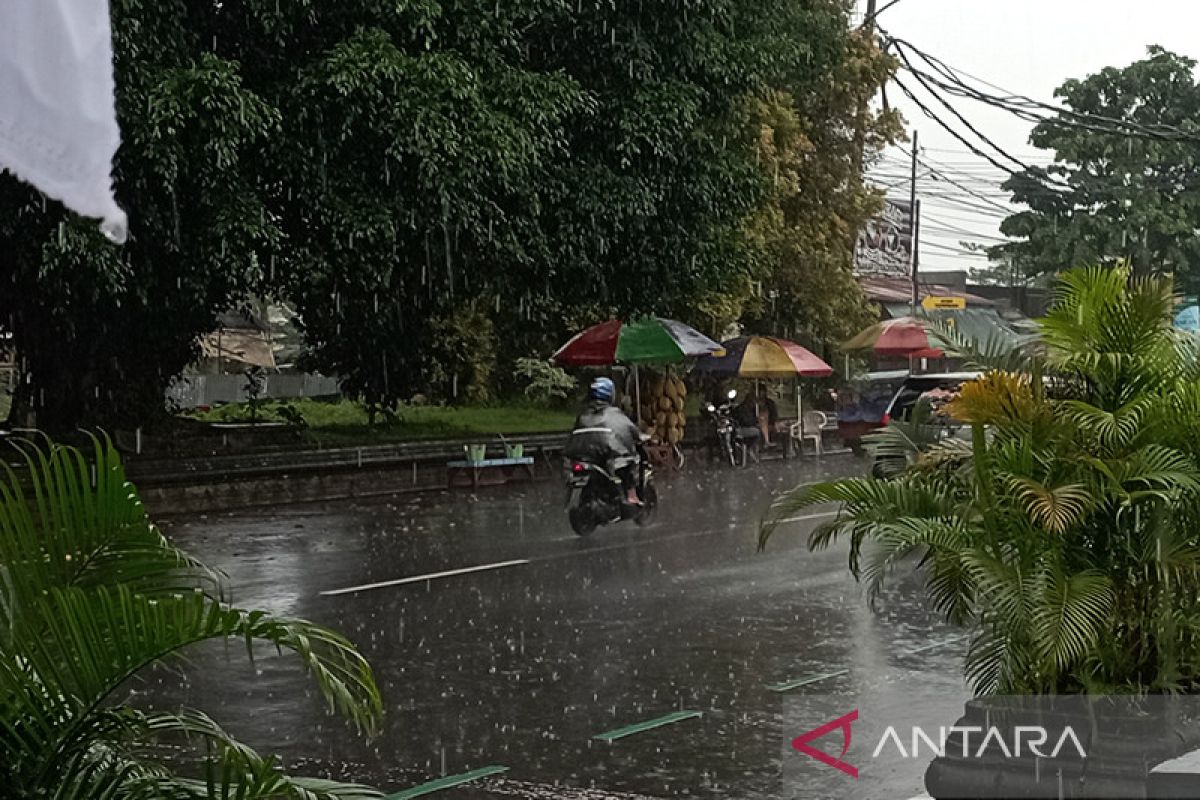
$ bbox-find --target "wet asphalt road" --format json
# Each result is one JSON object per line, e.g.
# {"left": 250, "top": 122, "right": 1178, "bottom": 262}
{"left": 150, "top": 455, "right": 971, "bottom": 799}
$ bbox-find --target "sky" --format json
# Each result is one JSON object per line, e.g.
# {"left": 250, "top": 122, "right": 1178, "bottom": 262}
{"left": 858, "top": 0, "right": 1200, "bottom": 276}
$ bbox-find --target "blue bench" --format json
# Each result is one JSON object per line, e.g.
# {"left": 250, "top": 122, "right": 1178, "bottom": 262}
{"left": 446, "top": 456, "right": 536, "bottom": 489}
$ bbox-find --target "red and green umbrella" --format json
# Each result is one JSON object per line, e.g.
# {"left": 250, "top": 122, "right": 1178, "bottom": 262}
{"left": 552, "top": 318, "right": 722, "bottom": 366}
{"left": 842, "top": 316, "right": 943, "bottom": 358}
{"left": 693, "top": 336, "right": 833, "bottom": 378}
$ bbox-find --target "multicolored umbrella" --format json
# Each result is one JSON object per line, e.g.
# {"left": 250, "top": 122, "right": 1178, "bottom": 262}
{"left": 552, "top": 318, "right": 722, "bottom": 366}
{"left": 842, "top": 316, "right": 943, "bottom": 358}
{"left": 693, "top": 336, "right": 833, "bottom": 378}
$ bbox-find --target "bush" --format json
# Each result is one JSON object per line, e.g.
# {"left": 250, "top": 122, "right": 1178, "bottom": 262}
{"left": 425, "top": 299, "right": 496, "bottom": 404}
{"left": 513, "top": 357, "right": 577, "bottom": 404}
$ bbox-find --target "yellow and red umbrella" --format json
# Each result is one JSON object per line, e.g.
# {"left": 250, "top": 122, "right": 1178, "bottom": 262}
{"left": 695, "top": 336, "right": 833, "bottom": 427}
{"left": 841, "top": 316, "right": 943, "bottom": 358}
{"left": 693, "top": 336, "right": 833, "bottom": 378}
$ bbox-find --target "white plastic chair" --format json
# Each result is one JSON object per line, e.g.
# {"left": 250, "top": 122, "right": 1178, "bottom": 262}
{"left": 791, "top": 410, "right": 827, "bottom": 456}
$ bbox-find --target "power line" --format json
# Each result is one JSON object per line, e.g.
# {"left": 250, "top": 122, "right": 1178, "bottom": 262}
{"left": 921, "top": 240, "right": 990, "bottom": 257}
{"left": 922, "top": 216, "right": 1011, "bottom": 242}
{"left": 886, "top": 33, "right": 1200, "bottom": 144}
{"left": 890, "top": 50, "right": 1075, "bottom": 193}
{"left": 898, "top": 146, "right": 1017, "bottom": 213}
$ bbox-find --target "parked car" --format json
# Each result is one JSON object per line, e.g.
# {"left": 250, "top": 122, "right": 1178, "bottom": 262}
{"left": 880, "top": 372, "right": 982, "bottom": 425}
{"left": 869, "top": 372, "right": 981, "bottom": 478}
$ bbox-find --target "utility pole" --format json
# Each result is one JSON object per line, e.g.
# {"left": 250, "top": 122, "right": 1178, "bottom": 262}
{"left": 909, "top": 129, "right": 920, "bottom": 314}
{"left": 852, "top": 0, "right": 878, "bottom": 176}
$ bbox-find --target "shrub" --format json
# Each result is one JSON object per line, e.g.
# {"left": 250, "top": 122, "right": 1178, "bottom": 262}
{"left": 513, "top": 357, "right": 577, "bottom": 404}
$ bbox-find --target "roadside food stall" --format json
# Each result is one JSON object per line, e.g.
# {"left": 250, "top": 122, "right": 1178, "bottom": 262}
{"left": 552, "top": 317, "right": 721, "bottom": 468}
{"left": 692, "top": 335, "right": 833, "bottom": 457}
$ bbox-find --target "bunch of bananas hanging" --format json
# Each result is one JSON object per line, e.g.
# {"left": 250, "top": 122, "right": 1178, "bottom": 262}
{"left": 639, "top": 372, "right": 687, "bottom": 445}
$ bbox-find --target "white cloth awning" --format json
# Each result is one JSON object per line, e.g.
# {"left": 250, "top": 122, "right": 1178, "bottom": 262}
{"left": 0, "top": 0, "right": 126, "bottom": 242}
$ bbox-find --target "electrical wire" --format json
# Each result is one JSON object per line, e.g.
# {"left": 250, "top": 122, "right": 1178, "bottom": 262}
{"left": 885, "top": 32, "right": 1200, "bottom": 143}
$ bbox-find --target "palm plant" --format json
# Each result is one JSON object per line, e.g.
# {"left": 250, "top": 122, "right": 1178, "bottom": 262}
{"left": 0, "top": 436, "right": 383, "bottom": 798}
{"left": 861, "top": 397, "right": 960, "bottom": 479}
{"left": 763, "top": 267, "right": 1200, "bottom": 695}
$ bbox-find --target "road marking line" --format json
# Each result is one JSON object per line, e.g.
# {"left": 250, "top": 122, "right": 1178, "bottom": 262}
{"left": 767, "top": 669, "right": 850, "bottom": 693}
{"left": 775, "top": 510, "right": 840, "bottom": 525}
{"left": 385, "top": 766, "right": 509, "bottom": 799}
{"left": 322, "top": 510, "right": 838, "bottom": 596}
{"left": 593, "top": 710, "right": 703, "bottom": 742}
{"left": 320, "top": 560, "right": 530, "bottom": 596}
{"left": 903, "top": 634, "right": 968, "bottom": 656}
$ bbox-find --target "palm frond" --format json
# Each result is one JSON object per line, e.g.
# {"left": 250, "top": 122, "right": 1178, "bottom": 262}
{"left": 1007, "top": 477, "right": 1092, "bottom": 534}
{"left": 0, "top": 438, "right": 384, "bottom": 798}
{"left": 946, "top": 372, "right": 1041, "bottom": 427}
{"left": 861, "top": 398, "right": 943, "bottom": 477}
{"left": 1030, "top": 569, "right": 1114, "bottom": 674}
{"left": 0, "top": 435, "right": 225, "bottom": 608}
{"left": 1059, "top": 397, "right": 1153, "bottom": 451}
{"left": 925, "top": 317, "right": 1034, "bottom": 373}
{"left": 759, "top": 475, "right": 957, "bottom": 550}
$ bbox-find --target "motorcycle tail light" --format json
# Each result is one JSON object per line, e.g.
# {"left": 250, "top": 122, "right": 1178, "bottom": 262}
{"left": 572, "top": 462, "right": 585, "bottom": 473}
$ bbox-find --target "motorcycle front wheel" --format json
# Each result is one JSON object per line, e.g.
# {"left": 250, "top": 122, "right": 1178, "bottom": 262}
{"left": 634, "top": 483, "right": 659, "bottom": 527}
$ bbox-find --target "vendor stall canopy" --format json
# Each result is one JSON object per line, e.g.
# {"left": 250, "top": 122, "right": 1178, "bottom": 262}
{"left": 552, "top": 318, "right": 721, "bottom": 366}
{"left": 693, "top": 336, "right": 832, "bottom": 378}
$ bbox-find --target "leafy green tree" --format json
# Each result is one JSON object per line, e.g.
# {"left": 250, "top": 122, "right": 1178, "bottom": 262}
{"left": 264, "top": 9, "right": 587, "bottom": 412}
{"left": 0, "top": 0, "right": 903, "bottom": 428}
{"left": 0, "top": 437, "right": 382, "bottom": 797}
{"left": 737, "top": 23, "right": 902, "bottom": 344}
{"left": 764, "top": 267, "right": 1200, "bottom": 694}
{"left": 995, "top": 48, "right": 1200, "bottom": 292}
{"left": 0, "top": 2, "right": 282, "bottom": 431}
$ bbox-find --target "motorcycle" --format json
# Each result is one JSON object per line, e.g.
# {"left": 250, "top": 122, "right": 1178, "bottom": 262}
{"left": 705, "top": 389, "right": 759, "bottom": 467}
{"left": 564, "top": 439, "right": 658, "bottom": 537}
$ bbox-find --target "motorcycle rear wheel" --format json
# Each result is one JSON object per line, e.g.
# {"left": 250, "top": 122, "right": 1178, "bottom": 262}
{"left": 569, "top": 506, "right": 598, "bottom": 536}
{"left": 634, "top": 483, "right": 659, "bottom": 527}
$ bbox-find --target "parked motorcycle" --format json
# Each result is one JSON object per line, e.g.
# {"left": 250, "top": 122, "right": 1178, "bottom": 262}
{"left": 564, "top": 440, "right": 658, "bottom": 536}
{"left": 705, "top": 389, "right": 759, "bottom": 467}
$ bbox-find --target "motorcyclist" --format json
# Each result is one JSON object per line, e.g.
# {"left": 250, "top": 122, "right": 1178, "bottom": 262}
{"left": 564, "top": 376, "right": 643, "bottom": 505}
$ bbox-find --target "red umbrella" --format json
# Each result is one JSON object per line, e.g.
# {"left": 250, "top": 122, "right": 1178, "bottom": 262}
{"left": 842, "top": 316, "right": 943, "bottom": 358}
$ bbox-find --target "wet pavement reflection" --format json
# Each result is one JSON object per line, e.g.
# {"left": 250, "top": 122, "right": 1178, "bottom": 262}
{"left": 150, "top": 455, "right": 970, "bottom": 798}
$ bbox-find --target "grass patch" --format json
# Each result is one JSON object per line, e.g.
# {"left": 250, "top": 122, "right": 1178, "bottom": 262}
{"left": 188, "top": 398, "right": 575, "bottom": 446}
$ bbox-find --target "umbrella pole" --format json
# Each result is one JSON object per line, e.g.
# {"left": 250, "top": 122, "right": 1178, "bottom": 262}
{"left": 633, "top": 365, "right": 642, "bottom": 425}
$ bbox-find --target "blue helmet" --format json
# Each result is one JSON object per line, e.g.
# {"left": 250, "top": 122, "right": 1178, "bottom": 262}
{"left": 589, "top": 376, "right": 615, "bottom": 402}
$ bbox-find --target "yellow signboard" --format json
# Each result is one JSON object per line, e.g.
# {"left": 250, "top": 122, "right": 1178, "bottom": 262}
{"left": 922, "top": 295, "right": 967, "bottom": 311}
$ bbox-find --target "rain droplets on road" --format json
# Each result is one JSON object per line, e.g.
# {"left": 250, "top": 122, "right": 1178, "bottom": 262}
{"left": 149, "top": 457, "right": 968, "bottom": 798}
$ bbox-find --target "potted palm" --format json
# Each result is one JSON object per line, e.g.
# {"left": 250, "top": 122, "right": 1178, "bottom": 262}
{"left": 762, "top": 267, "right": 1200, "bottom": 797}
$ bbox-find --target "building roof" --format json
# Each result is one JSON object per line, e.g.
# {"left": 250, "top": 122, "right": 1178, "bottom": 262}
{"left": 860, "top": 275, "right": 997, "bottom": 308}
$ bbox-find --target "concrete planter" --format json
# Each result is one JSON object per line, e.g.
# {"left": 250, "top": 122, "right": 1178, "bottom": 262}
{"left": 924, "top": 696, "right": 1200, "bottom": 799}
